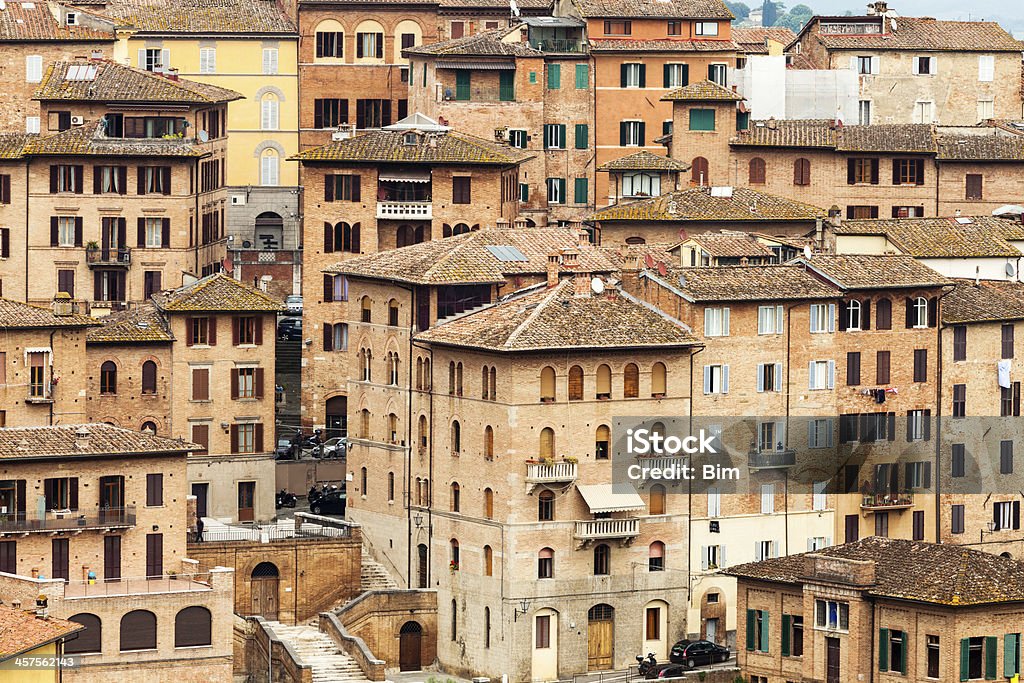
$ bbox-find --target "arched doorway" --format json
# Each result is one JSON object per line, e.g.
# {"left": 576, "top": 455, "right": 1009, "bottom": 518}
{"left": 399, "top": 621, "right": 422, "bottom": 671}
{"left": 251, "top": 562, "right": 279, "bottom": 619}
{"left": 255, "top": 212, "right": 284, "bottom": 250}
{"left": 588, "top": 603, "right": 614, "bottom": 670}
{"left": 417, "top": 543, "right": 428, "bottom": 588}
{"left": 325, "top": 396, "right": 347, "bottom": 439}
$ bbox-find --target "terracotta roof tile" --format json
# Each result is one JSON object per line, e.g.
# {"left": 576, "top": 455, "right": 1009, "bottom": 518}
{"left": 942, "top": 280, "right": 1024, "bottom": 324}
{"left": 406, "top": 27, "right": 542, "bottom": 56}
{"left": 0, "top": 133, "right": 31, "bottom": 159}
{"left": 292, "top": 129, "right": 531, "bottom": 165}
{"left": 153, "top": 273, "right": 283, "bottom": 312}
{"left": 590, "top": 186, "right": 826, "bottom": 222}
{"left": 806, "top": 17, "right": 1022, "bottom": 53}
{"left": 936, "top": 130, "right": 1024, "bottom": 161}
{"left": 0, "top": 298, "right": 98, "bottom": 329}
{"left": 597, "top": 242, "right": 677, "bottom": 270}
{"left": 329, "top": 227, "right": 618, "bottom": 285}
{"left": 589, "top": 38, "right": 737, "bottom": 52}
{"left": 725, "top": 537, "right": 1024, "bottom": 606}
{"left": 731, "top": 119, "right": 836, "bottom": 148}
{"left": 0, "top": 1, "right": 113, "bottom": 41}
{"left": 36, "top": 60, "right": 242, "bottom": 103}
{"left": 571, "top": 0, "right": 732, "bottom": 19}
{"left": 0, "top": 423, "right": 195, "bottom": 459}
{"left": 664, "top": 265, "right": 839, "bottom": 301}
{"left": 439, "top": 0, "right": 550, "bottom": 7}
{"left": 797, "top": 254, "right": 951, "bottom": 290}
{"left": 834, "top": 215, "right": 1024, "bottom": 258}
{"left": 86, "top": 303, "right": 174, "bottom": 343}
{"left": 0, "top": 606, "right": 84, "bottom": 659}
{"left": 687, "top": 232, "right": 775, "bottom": 258}
{"left": 22, "top": 122, "right": 208, "bottom": 157}
{"left": 597, "top": 150, "right": 690, "bottom": 171}
{"left": 732, "top": 27, "right": 795, "bottom": 53}
{"left": 836, "top": 124, "right": 936, "bottom": 153}
{"left": 96, "top": 0, "right": 296, "bottom": 34}
{"left": 416, "top": 279, "right": 698, "bottom": 351}
{"left": 662, "top": 78, "right": 743, "bottom": 102}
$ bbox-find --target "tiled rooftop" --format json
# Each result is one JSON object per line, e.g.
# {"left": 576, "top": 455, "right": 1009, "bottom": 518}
{"left": 726, "top": 537, "right": 1024, "bottom": 607}
{"left": 662, "top": 79, "right": 744, "bottom": 102}
{"left": 798, "top": 254, "right": 951, "bottom": 290}
{"left": 86, "top": 303, "right": 175, "bottom": 343}
{"left": 328, "top": 227, "right": 617, "bottom": 285}
{"left": 36, "top": 60, "right": 243, "bottom": 103}
{"left": 292, "top": 129, "right": 531, "bottom": 165}
{"left": 588, "top": 38, "right": 738, "bottom": 52}
{"left": 732, "top": 27, "right": 795, "bottom": 53}
{"left": 731, "top": 119, "right": 838, "bottom": 148}
{"left": 686, "top": 232, "right": 775, "bottom": 258}
{"left": 834, "top": 216, "right": 1024, "bottom": 258}
{"left": 0, "top": 605, "right": 83, "bottom": 659}
{"left": 936, "top": 130, "right": 1024, "bottom": 160}
{"left": 0, "top": 298, "right": 98, "bottom": 329}
{"left": 405, "top": 27, "right": 542, "bottom": 57}
{"left": 942, "top": 280, "right": 1024, "bottom": 324}
{"left": 0, "top": 133, "right": 31, "bottom": 159}
{"left": 590, "top": 186, "right": 826, "bottom": 222}
{"left": 597, "top": 150, "right": 690, "bottom": 172}
{"left": 153, "top": 273, "right": 283, "bottom": 312}
{"left": 570, "top": 0, "right": 732, "bottom": 19}
{"left": 835, "top": 124, "right": 936, "bottom": 153}
{"left": 97, "top": 0, "right": 297, "bottom": 34}
{"left": 798, "top": 17, "right": 1023, "bottom": 53}
{"left": 0, "top": 1, "right": 113, "bottom": 41}
{"left": 416, "top": 279, "right": 698, "bottom": 351}
{"left": 22, "top": 122, "right": 208, "bottom": 157}
{"left": 664, "top": 265, "right": 839, "bottom": 302}
{"left": 0, "top": 424, "right": 195, "bottom": 459}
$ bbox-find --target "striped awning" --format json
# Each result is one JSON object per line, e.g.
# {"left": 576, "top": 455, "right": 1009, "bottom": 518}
{"left": 379, "top": 169, "right": 431, "bottom": 183}
{"left": 435, "top": 60, "right": 515, "bottom": 70}
{"left": 577, "top": 483, "right": 646, "bottom": 513}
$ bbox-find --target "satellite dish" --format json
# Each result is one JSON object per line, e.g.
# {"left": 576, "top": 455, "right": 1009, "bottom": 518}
{"left": 644, "top": 254, "right": 655, "bottom": 269}
{"left": 591, "top": 277, "right": 605, "bottom": 294}
{"left": 198, "top": 129, "right": 209, "bottom": 143}
{"left": 657, "top": 261, "right": 668, "bottom": 276}
{"left": 1007, "top": 263, "right": 1016, "bottom": 277}
{"left": 803, "top": 245, "right": 813, "bottom": 259}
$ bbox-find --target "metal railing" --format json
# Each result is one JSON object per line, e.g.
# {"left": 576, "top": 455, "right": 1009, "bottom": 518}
{"left": 85, "top": 246, "right": 131, "bottom": 265}
{"left": 747, "top": 448, "right": 797, "bottom": 469}
{"left": 63, "top": 572, "right": 212, "bottom": 598}
{"left": 376, "top": 201, "right": 432, "bottom": 220}
{"left": 0, "top": 506, "right": 135, "bottom": 533}
{"left": 192, "top": 519, "right": 354, "bottom": 544}
{"left": 530, "top": 39, "right": 584, "bottom": 53}
{"left": 861, "top": 492, "right": 914, "bottom": 509}
{"left": 574, "top": 518, "right": 640, "bottom": 540}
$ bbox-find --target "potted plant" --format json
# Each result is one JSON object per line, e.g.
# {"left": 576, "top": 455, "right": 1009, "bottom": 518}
{"left": 564, "top": 456, "right": 578, "bottom": 465}
{"left": 449, "top": 560, "right": 459, "bottom": 573}
{"left": 541, "top": 457, "right": 555, "bottom": 467}
{"left": 85, "top": 241, "right": 99, "bottom": 250}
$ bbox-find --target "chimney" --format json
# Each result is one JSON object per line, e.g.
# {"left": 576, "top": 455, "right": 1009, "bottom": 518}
{"left": 546, "top": 253, "right": 560, "bottom": 287}
{"left": 740, "top": 256, "right": 749, "bottom": 266}
{"left": 574, "top": 272, "right": 592, "bottom": 298}
{"left": 955, "top": 209, "right": 962, "bottom": 217}
{"left": 52, "top": 292, "right": 72, "bottom": 317}
{"left": 560, "top": 247, "right": 579, "bottom": 270}
{"left": 604, "top": 282, "right": 619, "bottom": 299}
{"left": 74, "top": 426, "right": 91, "bottom": 450}
{"left": 166, "top": 68, "right": 179, "bottom": 81}
{"left": 496, "top": 218, "right": 510, "bottom": 229}
{"left": 513, "top": 217, "right": 529, "bottom": 230}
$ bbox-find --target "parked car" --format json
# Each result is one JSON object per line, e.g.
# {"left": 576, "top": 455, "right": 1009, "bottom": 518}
{"left": 284, "top": 294, "right": 303, "bottom": 315}
{"left": 669, "top": 640, "right": 729, "bottom": 668}
{"left": 321, "top": 437, "right": 346, "bottom": 459}
{"left": 309, "top": 489, "right": 346, "bottom": 516}
{"left": 277, "top": 317, "right": 302, "bottom": 341}
{"left": 275, "top": 438, "right": 294, "bottom": 460}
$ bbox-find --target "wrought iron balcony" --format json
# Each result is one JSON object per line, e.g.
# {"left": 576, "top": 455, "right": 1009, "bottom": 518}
{"left": 85, "top": 246, "right": 131, "bottom": 266}
{"left": 525, "top": 460, "right": 577, "bottom": 493}
{"left": 0, "top": 506, "right": 136, "bottom": 533}
{"left": 376, "top": 201, "right": 432, "bottom": 220}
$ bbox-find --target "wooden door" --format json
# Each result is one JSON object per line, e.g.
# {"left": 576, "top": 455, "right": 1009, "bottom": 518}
{"left": 104, "top": 536, "right": 121, "bottom": 581}
{"left": 146, "top": 533, "right": 163, "bottom": 578}
{"left": 51, "top": 538, "right": 69, "bottom": 581}
{"left": 251, "top": 577, "right": 279, "bottom": 620}
{"left": 588, "top": 606, "right": 614, "bottom": 671}
{"left": 192, "top": 483, "right": 208, "bottom": 519}
{"left": 826, "top": 637, "right": 841, "bottom": 683}
{"left": 417, "top": 544, "right": 428, "bottom": 589}
{"left": 238, "top": 481, "right": 255, "bottom": 522}
{"left": 844, "top": 514, "right": 859, "bottom": 544}
{"left": 399, "top": 622, "right": 422, "bottom": 671}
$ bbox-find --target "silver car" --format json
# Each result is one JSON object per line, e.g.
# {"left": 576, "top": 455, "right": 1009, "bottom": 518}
{"left": 284, "top": 294, "right": 303, "bottom": 315}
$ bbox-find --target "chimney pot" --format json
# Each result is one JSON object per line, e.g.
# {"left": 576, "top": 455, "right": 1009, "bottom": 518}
{"left": 574, "top": 272, "right": 592, "bottom": 297}
{"left": 513, "top": 217, "right": 529, "bottom": 230}
{"left": 546, "top": 253, "right": 560, "bottom": 288}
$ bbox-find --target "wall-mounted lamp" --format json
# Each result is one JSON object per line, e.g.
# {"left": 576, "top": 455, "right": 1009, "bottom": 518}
{"left": 514, "top": 597, "right": 530, "bottom": 622}
{"left": 220, "top": 421, "right": 230, "bottom": 432}
{"left": 413, "top": 513, "right": 424, "bottom": 529}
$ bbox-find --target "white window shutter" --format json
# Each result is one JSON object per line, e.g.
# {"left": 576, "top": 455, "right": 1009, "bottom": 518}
{"left": 756, "top": 364, "right": 764, "bottom": 393}
{"left": 850, "top": 55, "right": 858, "bottom": 71}
{"left": 720, "top": 545, "right": 726, "bottom": 567}
{"left": 703, "top": 366, "right": 711, "bottom": 394}
{"left": 931, "top": 57, "right": 937, "bottom": 75}
{"left": 775, "top": 305, "right": 784, "bottom": 334}
{"left": 776, "top": 420, "right": 785, "bottom": 448}
{"left": 774, "top": 363, "right": 783, "bottom": 392}
{"left": 826, "top": 419, "right": 834, "bottom": 447}
{"left": 911, "top": 57, "right": 919, "bottom": 75}
{"left": 828, "top": 303, "right": 836, "bottom": 332}
{"left": 773, "top": 540, "right": 780, "bottom": 558}
{"left": 722, "top": 365, "right": 729, "bottom": 394}
{"left": 754, "top": 542, "right": 763, "bottom": 561}
{"left": 704, "top": 307, "right": 712, "bottom": 335}
{"left": 701, "top": 547, "right": 708, "bottom": 571}
{"left": 161, "top": 49, "right": 170, "bottom": 70}
{"left": 138, "top": 49, "right": 146, "bottom": 69}
{"left": 809, "top": 305, "right": 818, "bottom": 333}
{"left": 827, "top": 360, "right": 836, "bottom": 389}
{"left": 807, "top": 419, "right": 816, "bottom": 448}
{"left": 825, "top": 536, "right": 832, "bottom": 547}
{"left": 807, "top": 537, "right": 815, "bottom": 551}
{"left": 722, "top": 307, "right": 730, "bottom": 336}
{"left": 808, "top": 361, "right": 816, "bottom": 390}
{"left": 871, "top": 56, "right": 879, "bottom": 75}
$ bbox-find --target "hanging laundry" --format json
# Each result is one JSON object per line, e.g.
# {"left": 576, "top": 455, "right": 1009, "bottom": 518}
{"left": 998, "top": 359, "right": 1012, "bottom": 389}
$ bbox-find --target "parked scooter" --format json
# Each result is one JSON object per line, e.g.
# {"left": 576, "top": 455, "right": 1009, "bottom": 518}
{"left": 637, "top": 653, "right": 658, "bottom": 679}
{"left": 275, "top": 489, "right": 298, "bottom": 509}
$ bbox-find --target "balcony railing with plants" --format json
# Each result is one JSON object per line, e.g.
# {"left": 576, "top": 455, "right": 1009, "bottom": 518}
{"left": 85, "top": 245, "right": 131, "bottom": 266}
{"left": 861, "top": 492, "right": 914, "bottom": 511}
{"left": 0, "top": 506, "right": 136, "bottom": 533}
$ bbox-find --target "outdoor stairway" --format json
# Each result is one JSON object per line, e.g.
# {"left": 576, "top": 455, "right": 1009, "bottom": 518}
{"left": 361, "top": 554, "right": 399, "bottom": 590}
{"left": 266, "top": 622, "right": 370, "bottom": 683}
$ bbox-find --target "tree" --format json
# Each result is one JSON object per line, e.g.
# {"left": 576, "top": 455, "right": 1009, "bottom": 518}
{"left": 762, "top": 0, "right": 784, "bottom": 26}
{"left": 726, "top": 0, "right": 750, "bottom": 20}
{"left": 777, "top": 4, "right": 813, "bottom": 31}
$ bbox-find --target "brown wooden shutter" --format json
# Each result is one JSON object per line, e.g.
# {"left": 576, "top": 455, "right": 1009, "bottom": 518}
{"left": 93, "top": 271, "right": 102, "bottom": 300}
{"left": 624, "top": 364, "right": 639, "bottom": 398}
{"left": 49, "top": 166, "right": 58, "bottom": 193}
{"left": 230, "top": 369, "right": 239, "bottom": 399}
{"left": 93, "top": 167, "right": 102, "bottom": 194}
{"left": 50, "top": 217, "right": 58, "bottom": 246}
{"left": 0, "top": 174, "right": 10, "bottom": 203}
{"left": 117, "top": 217, "right": 126, "bottom": 247}
{"left": 927, "top": 297, "right": 937, "bottom": 328}
{"left": 137, "top": 167, "right": 146, "bottom": 195}
{"left": 15, "top": 480, "right": 25, "bottom": 515}
{"left": 231, "top": 317, "right": 240, "bottom": 345}
{"left": 118, "top": 166, "right": 127, "bottom": 194}
{"left": 192, "top": 424, "right": 209, "bottom": 452}
{"left": 145, "top": 533, "right": 163, "bottom": 577}
{"left": 121, "top": 610, "right": 157, "bottom": 650}
{"left": 254, "top": 423, "right": 264, "bottom": 452}
{"left": 352, "top": 175, "right": 361, "bottom": 201}
{"left": 255, "top": 368, "right": 264, "bottom": 399}
{"left": 174, "top": 607, "right": 212, "bottom": 648}
{"left": 254, "top": 315, "right": 263, "bottom": 345}
{"left": 185, "top": 317, "right": 194, "bottom": 345}
{"left": 846, "top": 159, "right": 855, "bottom": 184}
{"left": 161, "top": 218, "right": 170, "bottom": 247}
{"left": 324, "top": 222, "right": 334, "bottom": 253}
{"left": 65, "top": 614, "right": 101, "bottom": 654}
{"left": 230, "top": 424, "right": 239, "bottom": 453}
{"left": 0, "top": 229, "right": 8, "bottom": 259}
{"left": 147, "top": 473, "right": 163, "bottom": 506}
{"left": 325, "top": 175, "right": 334, "bottom": 201}
{"left": 137, "top": 217, "right": 146, "bottom": 247}
{"left": 193, "top": 368, "right": 209, "bottom": 401}
{"left": 862, "top": 300, "right": 871, "bottom": 330}
{"left": 74, "top": 217, "right": 83, "bottom": 246}
{"left": 161, "top": 166, "right": 171, "bottom": 195}
{"left": 568, "top": 366, "right": 583, "bottom": 400}
{"left": 208, "top": 317, "right": 217, "bottom": 345}
{"left": 876, "top": 350, "right": 891, "bottom": 384}
{"left": 324, "top": 274, "right": 333, "bottom": 302}
{"left": 69, "top": 478, "right": 78, "bottom": 510}
{"left": 74, "top": 165, "right": 83, "bottom": 194}
{"left": 323, "top": 324, "right": 333, "bottom": 351}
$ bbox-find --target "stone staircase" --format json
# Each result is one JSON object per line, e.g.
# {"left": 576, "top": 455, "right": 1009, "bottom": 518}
{"left": 361, "top": 554, "right": 399, "bottom": 591}
{"left": 266, "top": 621, "right": 370, "bottom": 683}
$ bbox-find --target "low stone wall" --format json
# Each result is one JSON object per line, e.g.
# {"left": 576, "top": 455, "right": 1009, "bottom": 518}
{"left": 320, "top": 611, "right": 387, "bottom": 681}
{"left": 330, "top": 589, "right": 438, "bottom": 673}
{"left": 245, "top": 616, "right": 313, "bottom": 683}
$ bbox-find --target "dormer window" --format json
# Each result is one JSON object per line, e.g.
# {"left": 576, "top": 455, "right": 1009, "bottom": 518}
{"left": 404, "top": 132, "right": 419, "bottom": 146}
{"left": 65, "top": 12, "right": 78, "bottom": 25}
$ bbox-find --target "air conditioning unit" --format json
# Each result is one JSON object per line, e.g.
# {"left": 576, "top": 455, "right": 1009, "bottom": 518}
{"left": 70, "top": 116, "right": 84, "bottom": 125}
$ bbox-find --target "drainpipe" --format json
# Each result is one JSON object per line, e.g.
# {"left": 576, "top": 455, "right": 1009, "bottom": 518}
{"left": 934, "top": 284, "right": 954, "bottom": 543}
{"left": 687, "top": 342, "right": 704, "bottom": 630}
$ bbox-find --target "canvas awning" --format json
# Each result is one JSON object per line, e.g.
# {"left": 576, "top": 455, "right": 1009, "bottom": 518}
{"left": 577, "top": 483, "right": 646, "bottom": 513}
{"left": 379, "top": 169, "right": 431, "bottom": 183}
{"left": 435, "top": 60, "right": 515, "bottom": 70}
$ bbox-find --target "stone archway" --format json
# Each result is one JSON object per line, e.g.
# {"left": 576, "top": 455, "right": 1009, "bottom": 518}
{"left": 250, "top": 562, "right": 280, "bottom": 620}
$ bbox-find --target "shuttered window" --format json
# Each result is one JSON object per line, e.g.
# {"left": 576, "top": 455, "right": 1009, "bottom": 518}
{"left": 0, "top": 541, "right": 15, "bottom": 574}
{"left": 191, "top": 368, "right": 210, "bottom": 401}
{"left": 596, "top": 365, "right": 611, "bottom": 398}
{"left": 120, "top": 611, "right": 157, "bottom": 651}
{"left": 568, "top": 366, "right": 584, "bottom": 401}
{"left": 624, "top": 363, "right": 639, "bottom": 398}
{"left": 146, "top": 474, "right": 163, "bottom": 507}
{"left": 748, "top": 157, "right": 766, "bottom": 184}
{"left": 175, "top": 607, "right": 212, "bottom": 648}
{"left": 52, "top": 538, "right": 69, "bottom": 581}
{"left": 793, "top": 158, "right": 811, "bottom": 185}
{"left": 145, "top": 534, "right": 163, "bottom": 577}
{"left": 966, "top": 173, "right": 983, "bottom": 200}
{"left": 191, "top": 424, "right": 210, "bottom": 453}
{"left": 876, "top": 350, "right": 891, "bottom": 385}
{"left": 66, "top": 614, "right": 102, "bottom": 654}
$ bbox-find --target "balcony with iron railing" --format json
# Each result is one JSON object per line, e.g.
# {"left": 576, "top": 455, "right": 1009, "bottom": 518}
{"left": 574, "top": 518, "right": 641, "bottom": 541}
{"left": 747, "top": 446, "right": 797, "bottom": 470}
{"left": 85, "top": 246, "right": 131, "bottom": 266}
{"left": 0, "top": 506, "right": 135, "bottom": 533}
{"left": 529, "top": 38, "right": 584, "bottom": 53}
{"left": 525, "top": 460, "right": 577, "bottom": 493}
{"left": 63, "top": 571, "right": 212, "bottom": 599}
{"left": 861, "top": 492, "right": 914, "bottom": 511}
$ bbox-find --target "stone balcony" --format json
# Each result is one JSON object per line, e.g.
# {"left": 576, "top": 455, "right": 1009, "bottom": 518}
{"left": 376, "top": 201, "right": 432, "bottom": 220}
{"left": 525, "top": 460, "right": 577, "bottom": 493}
{"left": 574, "top": 518, "right": 640, "bottom": 544}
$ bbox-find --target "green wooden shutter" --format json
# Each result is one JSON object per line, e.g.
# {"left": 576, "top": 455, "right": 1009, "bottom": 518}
{"left": 986, "top": 636, "right": 998, "bottom": 679}
{"left": 781, "top": 614, "right": 791, "bottom": 657}
{"left": 759, "top": 611, "right": 769, "bottom": 652}
{"left": 663, "top": 64, "right": 672, "bottom": 87}
{"left": 558, "top": 178, "right": 566, "bottom": 202}
{"left": 547, "top": 63, "right": 560, "bottom": 89}
{"left": 879, "top": 628, "right": 889, "bottom": 671}
{"left": 499, "top": 71, "right": 514, "bottom": 101}
{"left": 1005, "top": 633, "right": 1020, "bottom": 677}
{"left": 574, "top": 177, "right": 587, "bottom": 204}
{"left": 961, "top": 639, "right": 970, "bottom": 681}
{"left": 519, "top": 183, "right": 528, "bottom": 202}
{"left": 620, "top": 121, "right": 628, "bottom": 146}
{"left": 620, "top": 63, "right": 628, "bottom": 87}
{"left": 575, "top": 63, "right": 588, "bottom": 89}
{"left": 638, "top": 121, "right": 646, "bottom": 146}
{"left": 745, "top": 609, "right": 755, "bottom": 651}
{"left": 900, "top": 631, "right": 907, "bottom": 675}
{"left": 638, "top": 64, "right": 646, "bottom": 87}
{"left": 558, "top": 125, "right": 566, "bottom": 149}
{"left": 455, "top": 70, "right": 471, "bottom": 100}
{"left": 543, "top": 124, "right": 552, "bottom": 149}
{"left": 575, "top": 124, "right": 588, "bottom": 149}
{"left": 680, "top": 63, "right": 689, "bottom": 86}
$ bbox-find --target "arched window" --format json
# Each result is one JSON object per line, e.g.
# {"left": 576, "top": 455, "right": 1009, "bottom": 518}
{"left": 141, "top": 420, "right": 157, "bottom": 434}
{"left": 847, "top": 299, "right": 862, "bottom": 330}
{"left": 360, "top": 347, "right": 372, "bottom": 381}
{"left": 456, "top": 362, "right": 463, "bottom": 396}
{"left": 120, "top": 610, "right": 157, "bottom": 651}
{"left": 876, "top": 297, "right": 892, "bottom": 330}
{"left": 141, "top": 360, "right": 157, "bottom": 394}
{"left": 396, "top": 224, "right": 418, "bottom": 248}
{"left": 448, "top": 361, "right": 456, "bottom": 395}
{"left": 593, "top": 544, "right": 610, "bottom": 575}
{"left": 100, "top": 361, "right": 117, "bottom": 394}
{"left": 388, "top": 299, "right": 399, "bottom": 326}
{"left": 326, "top": 222, "right": 361, "bottom": 254}
{"left": 414, "top": 477, "right": 422, "bottom": 505}
{"left": 314, "top": 20, "right": 345, "bottom": 61}
{"left": 540, "top": 366, "right": 556, "bottom": 402}
{"left": 748, "top": 157, "right": 766, "bottom": 184}
{"left": 596, "top": 424, "right": 610, "bottom": 459}
{"left": 393, "top": 20, "right": 422, "bottom": 63}
{"left": 174, "top": 606, "right": 212, "bottom": 648}
{"left": 387, "top": 412, "right": 398, "bottom": 442}
{"left": 483, "top": 487, "right": 494, "bottom": 519}
{"left": 649, "top": 484, "right": 666, "bottom": 515}
{"left": 65, "top": 614, "right": 101, "bottom": 654}
{"left": 489, "top": 367, "right": 496, "bottom": 400}
{"left": 624, "top": 363, "right": 639, "bottom": 398}
{"left": 423, "top": 358, "right": 431, "bottom": 389}
{"left": 794, "top": 157, "right": 811, "bottom": 186}
{"left": 260, "top": 94, "right": 279, "bottom": 131}
{"left": 450, "top": 539, "right": 460, "bottom": 567}
{"left": 649, "top": 541, "right": 665, "bottom": 571}
{"left": 625, "top": 236, "right": 646, "bottom": 245}
{"left": 388, "top": 472, "right": 395, "bottom": 502}
{"left": 484, "top": 425, "right": 494, "bottom": 460}
{"left": 416, "top": 357, "right": 423, "bottom": 390}
{"left": 568, "top": 365, "right": 584, "bottom": 401}
{"left": 910, "top": 296, "right": 929, "bottom": 328}
{"left": 450, "top": 482, "right": 460, "bottom": 512}
{"left": 485, "top": 606, "right": 491, "bottom": 647}
{"left": 481, "top": 365, "right": 489, "bottom": 399}
{"left": 388, "top": 352, "right": 399, "bottom": 385}
{"left": 355, "top": 19, "right": 385, "bottom": 61}
{"left": 538, "top": 490, "right": 555, "bottom": 521}
{"left": 691, "top": 157, "right": 709, "bottom": 185}
{"left": 360, "top": 296, "right": 372, "bottom": 322}
{"left": 538, "top": 547, "right": 554, "bottom": 579}
{"left": 651, "top": 362, "right": 667, "bottom": 397}
{"left": 483, "top": 545, "right": 493, "bottom": 576}
{"left": 360, "top": 467, "right": 367, "bottom": 494}
{"left": 255, "top": 211, "right": 283, "bottom": 250}
{"left": 451, "top": 420, "right": 461, "bottom": 454}
{"left": 450, "top": 598, "right": 457, "bottom": 640}
{"left": 418, "top": 415, "right": 428, "bottom": 450}
{"left": 539, "top": 427, "right": 554, "bottom": 459}
{"left": 260, "top": 149, "right": 279, "bottom": 186}
{"left": 452, "top": 223, "right": 471, "bottom": 236}
{"left": 596, "top": 364, "right": 612, "bottom": 399}
{"left": 359, "top": 409, "right": 370, "bottom": 438}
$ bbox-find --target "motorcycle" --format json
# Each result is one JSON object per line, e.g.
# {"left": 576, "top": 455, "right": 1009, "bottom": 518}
{"left": 636, "top": 653, "right": 658, "bottom": 679}
{"left": 275, "top": 489, "right": 298, "bottom": 509}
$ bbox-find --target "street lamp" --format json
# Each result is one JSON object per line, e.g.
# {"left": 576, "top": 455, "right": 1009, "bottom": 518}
{"left": 414, "top": 513, "right": 424, "bottom": 529}
{"left": 514, "top": 597, "right": 530, "bottom": 622}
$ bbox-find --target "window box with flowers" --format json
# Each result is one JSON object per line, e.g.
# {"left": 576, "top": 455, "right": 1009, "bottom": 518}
{"left": 449, "top": 560, "right": 459, "bottom": 573}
